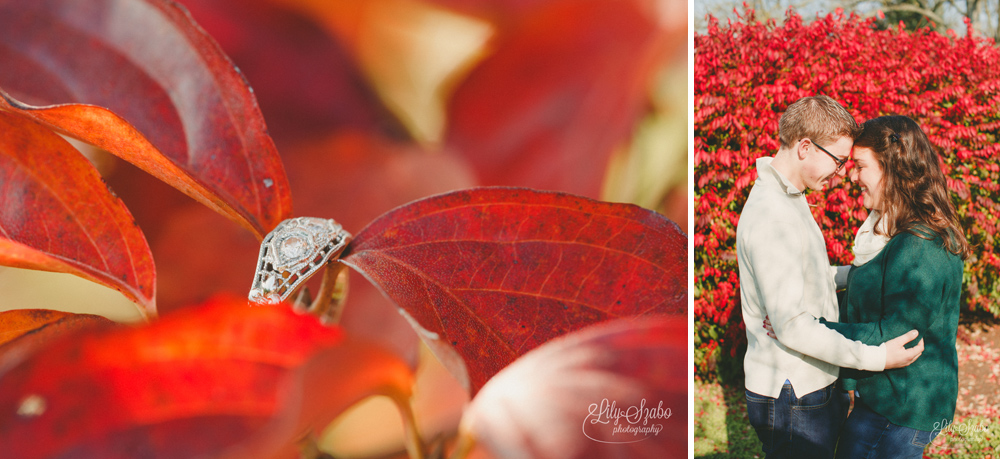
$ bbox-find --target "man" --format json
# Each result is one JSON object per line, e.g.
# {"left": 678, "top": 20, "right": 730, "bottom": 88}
{"left": 735, "top": 95, "right": 923, "bottom": 458}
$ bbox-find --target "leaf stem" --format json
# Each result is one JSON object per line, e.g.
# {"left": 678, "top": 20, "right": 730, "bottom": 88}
{"left": 395, "top": 395, "right": 426, "bottom": 459}
{"left": 309, "top": 261, "right": 350, "bottom": 324}
{"left": 447, "top": 431, "right": 476, "bottom": 459}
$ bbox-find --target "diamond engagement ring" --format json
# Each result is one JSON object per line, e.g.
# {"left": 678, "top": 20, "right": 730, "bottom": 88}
{"left": 248, "top": 217, "right": 351, "bottom": 305}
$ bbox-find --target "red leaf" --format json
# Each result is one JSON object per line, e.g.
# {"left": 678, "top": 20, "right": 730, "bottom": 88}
{"left": 178, "top": 0, "right": 389, "bottom": 143}
{"left": 0, "top": 296, "right": 414, "bottom": 458}
{"left": 341, "top": 187, "right": 687, "bottom": 394}
{"left": 460, "top": 315, "right": 687, "bottom": 458}
{"left": 0, "top": 112, "right": 156, "bottom": 316}
{"left": 446, "top": 0, "right": 669, "bottom": 198}
{"left": 0, "top": 0, "right": 291, "bottom": 238}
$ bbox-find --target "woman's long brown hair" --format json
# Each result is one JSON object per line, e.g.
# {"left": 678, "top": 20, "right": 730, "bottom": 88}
{"left": 854, "top": 115, "right": 970, "bottom": 259}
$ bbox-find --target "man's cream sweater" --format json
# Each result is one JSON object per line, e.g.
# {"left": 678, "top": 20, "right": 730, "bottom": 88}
{"left": 736, "top": 157, "right": 885, "bottom": 398}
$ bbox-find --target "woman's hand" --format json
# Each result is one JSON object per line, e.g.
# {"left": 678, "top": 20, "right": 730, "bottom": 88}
{"left": 763, "top": 315, "right": 776, "bottom": 339}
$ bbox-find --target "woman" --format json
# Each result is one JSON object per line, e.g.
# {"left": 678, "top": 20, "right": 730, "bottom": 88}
{"left": 823, "top": 115, "right": 968, "bottom": 458}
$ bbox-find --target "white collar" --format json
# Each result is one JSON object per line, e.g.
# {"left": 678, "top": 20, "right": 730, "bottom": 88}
{"left": 756, "top": 156, "right": 803, "bottom": 196}
{"left": 853, "top": 210, "right": 891, "bottom": 266}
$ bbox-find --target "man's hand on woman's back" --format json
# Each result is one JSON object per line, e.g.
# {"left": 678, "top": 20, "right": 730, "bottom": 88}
{"left": 761, "top": 316, "right": 923, "bottom": 369}
{"left": 884, "top": 329, "right": 923, "bottom": 369}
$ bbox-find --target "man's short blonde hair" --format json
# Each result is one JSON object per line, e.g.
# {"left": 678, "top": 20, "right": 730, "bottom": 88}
{"left": 778, "top": 95, "right": 860, "bottom": 148}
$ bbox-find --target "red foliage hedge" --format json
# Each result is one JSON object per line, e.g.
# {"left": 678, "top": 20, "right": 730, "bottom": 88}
{"left": 694, "top": 8, "right": 1000, "bottom": 378}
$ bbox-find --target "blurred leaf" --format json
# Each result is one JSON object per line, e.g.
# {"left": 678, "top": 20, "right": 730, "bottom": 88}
{"left": 445, "top": 0, "right": 672, "bottom": 198}
{"left": 424, "top": 0, "right": 553, "bottom": 22}
{"left": 282, "top": 131, "right": 478, "bottom": 235}
{"left": 0, "top": 112, "right": 156, "bottom": 317}
{"left": 601, "top": 61, "right": 688, "bottom": 216}
{"left": 269, "top": 0, "right": 494, "bottom": 144}
{"left": 0, "top": 0, "right": 291, "bottom": 238}
{"left": 0, "top": 268, "right": 150, "bottom": 324}
{"left": 320, "top": 344, "right": 470, "bottom": 457}
{"left": 0, "top": 309, "right": 113, "bottom": 352}
{"left": 341, "top": 187, "right": 687, "bottom": 394}
{"left": 460, "top": 315, "right": 687, "bottom": 459}
{"left": 179, "top": 0, "right": 391, "bottom": 143}
{"left": 0, "top": 295, "right": 414, "bottom": 459}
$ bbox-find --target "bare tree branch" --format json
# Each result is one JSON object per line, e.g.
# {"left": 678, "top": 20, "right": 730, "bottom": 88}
{"left": 880, "top": 3, "right": 948, "bottom": 26}
{"left": 697, "top": 0, "right": 1000, "bottom": 39}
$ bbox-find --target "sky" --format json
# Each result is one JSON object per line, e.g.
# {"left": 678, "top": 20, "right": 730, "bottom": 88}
{"left": 693, "top": 0, "right": 982, "bottom": 36}
{"left": 694, "top": 0, "right": 839, "bottom": 31}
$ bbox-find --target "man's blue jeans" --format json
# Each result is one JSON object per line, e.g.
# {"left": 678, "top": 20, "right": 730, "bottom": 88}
{"left": 745, "top": 382, "right": 849, "bottom": 459}
{"left": 834, "top": 397, "right": 939, "bottom": 459}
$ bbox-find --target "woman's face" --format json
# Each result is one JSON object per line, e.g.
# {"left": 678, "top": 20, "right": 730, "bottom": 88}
{"left": 849, "top": 146, "right": 884, "bottom": 210}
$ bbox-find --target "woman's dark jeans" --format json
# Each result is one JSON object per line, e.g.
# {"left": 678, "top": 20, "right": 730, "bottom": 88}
{"left": 746, "top": 382, "right": 849, "bottom": 459}
{"left": 834, "top": 397, "right": 939, "bottom": 459}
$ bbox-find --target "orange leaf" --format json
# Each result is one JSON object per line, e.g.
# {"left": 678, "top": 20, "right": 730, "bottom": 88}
{"left": 0, "top": 0, "right": 291, "bottom": 238}
{"left": 0, "top": 112, "right": 156, "bottom": 316}
{"left": 0, "top": 309, "right": 113, "bottom": 351}
{"left": 0, "top": 296, "right": 414, "bottom": 458}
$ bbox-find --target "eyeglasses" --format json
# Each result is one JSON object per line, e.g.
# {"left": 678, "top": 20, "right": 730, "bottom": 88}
{"left": 809, "top": 139, "right": 848, "bottom": 173}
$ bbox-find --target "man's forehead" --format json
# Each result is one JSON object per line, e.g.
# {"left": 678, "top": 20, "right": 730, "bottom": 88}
{"left": 830, "top": 135, "right": 853, "bottom": 145}
{"left": 825, "top": 136, "right": 853, "bottom": 157}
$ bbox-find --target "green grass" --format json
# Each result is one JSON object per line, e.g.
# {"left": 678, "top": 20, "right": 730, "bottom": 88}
{"left": 925, "top": 415, "right": 1000, "bottom": 458}
{"left": 693, "top": 378, "right": 761, "bottom": 458}
{"left": 694, "top": 379, "right": 1000, "bottom": 459}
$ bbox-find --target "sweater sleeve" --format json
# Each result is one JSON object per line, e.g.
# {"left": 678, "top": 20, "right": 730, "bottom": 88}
{"left": 745, "top": 218, "right": 886, "bottom": 371}
{"left": 822, "top": 234, "right": 949, "bottom": 348}
{"left": 832, "top": 265, "right": 852, "bottom": 290}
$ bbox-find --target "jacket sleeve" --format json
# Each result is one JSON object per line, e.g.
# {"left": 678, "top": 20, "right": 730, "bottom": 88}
{"left": 745, "top": 218, "right": 886, "bottom": 371}
{"left": 822, "top": 234, "right": 952, "bottom": 348}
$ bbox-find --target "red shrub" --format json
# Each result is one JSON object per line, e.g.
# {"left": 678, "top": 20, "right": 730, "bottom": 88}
{"left": 694, "top": 7, "right": 1000, "bottom": 379}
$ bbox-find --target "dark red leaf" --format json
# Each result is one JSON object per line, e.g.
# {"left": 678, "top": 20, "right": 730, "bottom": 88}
{"left": 446, "top": 0, "right": 671, "bottom": 198}
{"left": 0, "top": 295, "right": 414, "bottom": 459}
{"left": 0, "top": 0, "right": 291, "bottom": 238}
{"left": 0, "top": 112, "right": 156, "bottom": 317}
{"left": 178, "top": 0, "right": 390, "bottom": 143}
{"left": 460, "top": 315, "right": 687, "bottom": 459}
{"left": 251, "top": 0, "right": 492, "bottom": 146}
{"left": 341, "top": 187, "right": 687, "bottom": 394}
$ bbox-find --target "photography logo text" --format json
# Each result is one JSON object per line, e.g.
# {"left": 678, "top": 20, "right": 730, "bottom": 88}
{"left": 582, "top": 398, "right": 672, "bottom": 444}
{"left": 932, "top": 418, "right": 989, "bottom": 441}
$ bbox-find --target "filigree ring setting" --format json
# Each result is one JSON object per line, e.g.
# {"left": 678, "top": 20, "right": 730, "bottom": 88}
{"left": 248, "top": 217, "right": 351, "bottom": 305}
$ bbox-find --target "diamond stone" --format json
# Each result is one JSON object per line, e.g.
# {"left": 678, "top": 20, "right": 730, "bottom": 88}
{"left": 261, "top": 274, "right": 278, "bottom": 291}
{"left": 279, "top": 236, "right": 308, "bottom": 259}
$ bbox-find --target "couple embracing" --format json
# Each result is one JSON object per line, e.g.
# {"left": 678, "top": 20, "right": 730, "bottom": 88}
{"left": 736, "top": 96, "right": 967, "bottom": 458}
